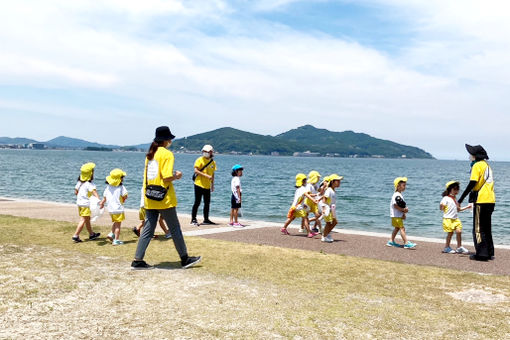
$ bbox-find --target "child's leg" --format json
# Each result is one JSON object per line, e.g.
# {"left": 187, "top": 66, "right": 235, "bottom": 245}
{"left": 455, "top": 229, "right": 462, "bottom": 248}
{"left": 323, "top": 222, "right": 334, "bottom": 237}
{"left": 233, "top": 208, "right": 239, "bottom": 223}
{"left": 390, "top": 227, "right": 399, "bottom": 243}
{"left": 399, "top": 227, "right": 408, "bottom": 244}
{"left": 303, "top": 218, "right": 311, "bottom": 233}
{"left": 282, "top": 217, "right": 295, "bottom": 229}
{"left": 445, "top": 232, "right": 453, "bottom": 248}
{"left": 113, "top": 222, "right": 121, "bottom": 239}
{"left": 230, "top": 209, "right": 234, "bottom": 223}
{"left": 84, "top": 216, "right": 93, "bottom": 235}
{"left": 158, "top": 217, "right": 169, "bottom": 234}
{"left": 74, "top": 217, "right": 86, "bottom": 236}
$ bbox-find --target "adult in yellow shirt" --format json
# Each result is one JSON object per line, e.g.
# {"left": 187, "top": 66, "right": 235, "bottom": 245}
{"left": 458, "top": 144, "right": 495, "bottom": 262}
{"left": 190, "top": 144, "right": 217, "bottom": 226}
{"left": 132, "top": 126, "right": 201, "bottom": 270}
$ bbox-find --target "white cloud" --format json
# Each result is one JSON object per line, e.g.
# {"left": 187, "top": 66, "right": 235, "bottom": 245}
{"left": 0, "top": 0, "right": 509, "bottom": 159}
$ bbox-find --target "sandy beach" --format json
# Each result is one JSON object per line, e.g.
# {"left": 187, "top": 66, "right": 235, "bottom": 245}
{"left": 1, "top": 196, "right": 509, "bottom": 276}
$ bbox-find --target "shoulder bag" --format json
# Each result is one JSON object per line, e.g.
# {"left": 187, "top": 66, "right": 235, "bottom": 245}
{"left": 192, "top": 159, "right": 214, "bottom": 181}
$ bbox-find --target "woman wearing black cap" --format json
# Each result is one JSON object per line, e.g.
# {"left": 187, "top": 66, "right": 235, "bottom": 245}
{"left": 131, "top": 126, "right": 201, "bottom": 269}
{"left": 458, "top": 144, "right": 495, "bottom": 261}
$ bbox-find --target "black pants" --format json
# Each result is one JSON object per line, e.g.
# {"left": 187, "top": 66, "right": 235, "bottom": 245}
{"left": 472, "top": 203, "right": 495, "bottom": 260}
{"left": 191, "top": 185, "right": 211, "bottom": 221}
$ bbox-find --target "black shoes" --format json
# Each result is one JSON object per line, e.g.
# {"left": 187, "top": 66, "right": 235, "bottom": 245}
{"left": 201, "top": 220, "right": 217, "bottom": 225}
{"left": 469, "top": 254, "right": 489, "bottom": 262}
{"left": 88, "top": 232, "right": 101, "bottom": 240}
{"left": 72, "top": 236, "right": 82, "bottom": 243}
{"left": 131, "top": 260, "right": 154, "bottom": 270}
{"left": 181, "top": 256, "right": 202, "bottom": 269}
{"left": 190, "top": 219, "right": 199, "bottom": 226}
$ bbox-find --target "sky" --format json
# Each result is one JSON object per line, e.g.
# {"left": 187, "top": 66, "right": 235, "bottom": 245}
{"left": 0, "top": 0, "right": 509, "bottom": 160}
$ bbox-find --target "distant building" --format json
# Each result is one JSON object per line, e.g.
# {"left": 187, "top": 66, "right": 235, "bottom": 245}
{"left": 29, "top": 143, "right": 46, "bottom": 150}
{"left": 271, "top": 151, "right": 280, "bottom": 156}
{"left": 293, "top": 151, "right": 320, "bottom": 157}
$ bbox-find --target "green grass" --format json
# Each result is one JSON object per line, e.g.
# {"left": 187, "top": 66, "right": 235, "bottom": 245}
{"left": 1, "top": 214, "right": 510, "bottom": 338}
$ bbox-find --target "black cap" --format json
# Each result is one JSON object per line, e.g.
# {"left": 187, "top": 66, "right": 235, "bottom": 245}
{"left": 154, "top": 126, "right": 175, "bottom": 142}
{"left": 465, "top": 144, "right": 489, "bottom": 160}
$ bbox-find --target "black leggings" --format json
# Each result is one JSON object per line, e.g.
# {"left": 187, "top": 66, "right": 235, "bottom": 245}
{"left": 472, "top": 203, "right": 495, "bottom": 260}
{"left": 191, "top": 185, "right": 211, "bottom": 220}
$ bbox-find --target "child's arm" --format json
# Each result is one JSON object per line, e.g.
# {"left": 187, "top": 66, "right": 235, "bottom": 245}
{"left": 304, "top": 191, "right": 318, "bottom": 204}
{"left": 99, "top": 197, "right": 106, "bottom": 209}
{"left": 459, "top": 204, "right": 472, "bottom": 212}
{"left": 236, "top": 186, "right": 241, "bottom": 203}
{"left": 393, "top": 204, "right": 409, "bottom": 213}
{"left": 92, "top": 189, "right": 100, "bottom": 200}
{"left": 439, "top": 203, "right": 445, "bottom": 211}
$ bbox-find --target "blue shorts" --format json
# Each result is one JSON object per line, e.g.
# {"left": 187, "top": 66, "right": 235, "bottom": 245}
{"left": 231, "top": 194, "right": 241, "bottom": 209}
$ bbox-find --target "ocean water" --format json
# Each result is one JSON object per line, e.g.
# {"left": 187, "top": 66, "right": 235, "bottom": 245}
{"left": 1, "top": 149, "right": 509, "bottom": 244}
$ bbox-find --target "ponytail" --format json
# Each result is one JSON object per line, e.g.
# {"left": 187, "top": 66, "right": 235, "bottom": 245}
{"left": 146, "top": 141, "right": 164, "bottom": 160}
{"left": 441, "top": 190, "right": 449, "bottom": 197}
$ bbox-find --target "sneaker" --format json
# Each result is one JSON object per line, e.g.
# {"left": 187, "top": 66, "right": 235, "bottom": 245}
{"left": 202, "top": 220, "right": 217, "bottom": 225}
{"left": 228, "top": 222, "right": 234, "bottom": 226}
{"left": 88, "top": 232, "right": 101, "bottom": 240}
{"left": 307, "top": 232, "right": 319, "bottom": 238}
{"left": 321, "top": 235, "right": 333, "bottom": 243}
{"left": 469, "top": 254, "right": 489, "bottom": 261}
{"left": 131, "top": 260, "right": 154, "bottom": 270}
{"left": 132, "top": 227, "right": 140, "bottom": 237}
{"left": 312, "top": 227, "right": 319, "bottom": 233}
{"left": 72, "top": 236, "right": 82, "bottom": 243}
{"left": 404, "top": 242, "right": 417, "bottom": 249}
{"left": 280, "top": 227, "right": 290, "bottom": 235}
{"left": 112, "top": 239, "right": 124, "bottom": 246}
{"left": 298, "top": 228, "right": 306, "bottom": 233}
{"left": 442, "top": 247, "right": 456, "bottom": 254}
{"left": 164, "top": 232, "right": 172, "bottom": 239}
{"left": 107, "top": 232, "right": 115, "bottom": 242}
{"left": 456, "top": 246, "right": 469, "bottom": 254}
{"left": 181, "top": 256, "right": 202, "bottom": 269}
{"left": 233, "top": 222, "right": 245, "bottom": 228}
{"left": 386, "top": 240, "right": 397, "bottom": 247}
{"left": 326, "top": 234, "right": 334, "bottom": 242}
{"left": 190, "top": 219, "right": 199, "bottom": 226}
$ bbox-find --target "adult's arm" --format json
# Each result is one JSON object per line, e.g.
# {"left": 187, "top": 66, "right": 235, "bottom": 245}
{"left": 458, "top": 180, "right": 477, "bottom": 203}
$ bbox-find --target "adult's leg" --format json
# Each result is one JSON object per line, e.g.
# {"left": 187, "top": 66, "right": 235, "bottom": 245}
{"left": 160, "top": 208, "right": 188, "bottom": 259}
{"left": 191, "top": 185, "right": 203, "bottom": 221}
{"left": 134, "top": 209, "right": 159, "bottom": 260}
{"left": 203, "top": 188, "right": 211, "bottom": 220}
{"left": 475, "top": 203, "right": 494, "bottom": 259}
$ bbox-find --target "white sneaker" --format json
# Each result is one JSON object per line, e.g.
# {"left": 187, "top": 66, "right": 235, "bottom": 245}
{"left": 326, "top": 234, "right": 334, "bottom": 242}
{"left": 456, "top": 246, "right": 469, "bottom": 254}
{"left": 298, "top": 228, "right": 306, "bottom": 233}
{"left": 442, "top": 246, "right": 455, "bottom": 254}
{"left": 321, "top": 235, "right": 333, "bottom": 243}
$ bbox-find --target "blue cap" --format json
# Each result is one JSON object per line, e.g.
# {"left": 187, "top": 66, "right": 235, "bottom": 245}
{"left": 232, "top": 164, "right": 243, "bottom": 171}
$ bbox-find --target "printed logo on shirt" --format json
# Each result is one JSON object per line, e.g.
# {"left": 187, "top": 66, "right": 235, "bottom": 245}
{"left": 147, "top": 160, "right": 159, "bottom": 180}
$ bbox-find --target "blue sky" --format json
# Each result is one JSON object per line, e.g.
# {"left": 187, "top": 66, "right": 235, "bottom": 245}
{"left": 0, "top": 0, "right": 509, "bottom": 160}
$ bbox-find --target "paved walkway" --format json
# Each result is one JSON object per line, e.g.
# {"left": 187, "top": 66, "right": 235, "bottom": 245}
{"left": 1, "top": 197, "right": 509, "bottom": 276}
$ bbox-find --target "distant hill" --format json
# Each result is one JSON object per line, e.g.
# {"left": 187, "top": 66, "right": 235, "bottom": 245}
{"left": 0, "top": 125, "right": 434, "bottom": 158}
{"left": 44, "top": 136, "right": 120, "bottom": 149}
{"left": 277, "top": 125, "right": 433, "bottom": 158}
{"left": 172, "top": 127, "right": 302, "bottom": 155}
{"left": 0, "top": 137, "right": 38, "bottom": 145}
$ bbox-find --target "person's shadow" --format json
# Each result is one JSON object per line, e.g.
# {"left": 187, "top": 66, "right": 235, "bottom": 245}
{"left": 154, "top": 261, "right": 196, "bottom": 270}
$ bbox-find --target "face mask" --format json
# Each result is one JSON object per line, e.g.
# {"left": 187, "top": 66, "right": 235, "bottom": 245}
{"left": 202, "top": 152, "right": 211, "bottom": 158}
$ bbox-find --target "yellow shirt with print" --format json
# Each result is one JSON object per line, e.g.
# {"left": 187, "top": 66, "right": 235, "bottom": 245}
{"left": 143, "top": 147, "right": 178, "bottom": 210}
{"left": 470, "top": 160, "right": 495, "bottom": 204}
{"left": 193, "top": 156, "right": 216, "bottom": 189}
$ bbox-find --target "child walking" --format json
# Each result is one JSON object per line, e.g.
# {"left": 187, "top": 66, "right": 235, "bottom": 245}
{"left": 100, "top": 169, "right": 128, "bottom": 246}
{"left": 321, "top": 174, "right": 343, "bottom": 243}
{"left": 440, "top": 181, "right": 471, "bottom": 254}
{"left": 305, "top": 170, "right": 322, "bottom": 233}
{"left": 281, "top": 173, "right": 318, "bottom": 238}
{"left": 73, "top": 162, "right": 101, "bottom": 243}
{"left": 387, "top": 177, "right": 417, "bottom": 249}
{"left": 229, "top": 164, "right": 244, "bottom": 227}
{"left": 133, "top": 187, "right": 172, "bottom": 239}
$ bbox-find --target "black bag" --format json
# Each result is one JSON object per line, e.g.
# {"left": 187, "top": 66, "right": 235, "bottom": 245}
{"left": 145, "top": 185, "right": 167, "bottom": 201}
{"left": 192, "top": 159, "right": 213, "bottom": 181}
{"left": 144, "top": 162, "right": 168, "bottom": 201}
{"left": 395, "top": 196, "right": 406, "bottom": 208}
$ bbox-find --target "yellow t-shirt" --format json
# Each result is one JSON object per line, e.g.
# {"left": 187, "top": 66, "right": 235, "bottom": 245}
{"left": 470, "top": 160, "right": 495, "bottom": 203}
{"left": 143, "top": 147, "right": 178, "bottom": 209}
{"left": 193, "top": 156, "right": 216, "bottom": 189}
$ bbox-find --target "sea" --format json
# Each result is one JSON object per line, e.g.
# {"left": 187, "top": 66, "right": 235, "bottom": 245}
{"left": 1, "top": 149, "right": 509, "bottom": 244}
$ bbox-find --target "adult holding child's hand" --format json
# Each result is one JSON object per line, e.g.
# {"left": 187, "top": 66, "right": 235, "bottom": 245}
{"left": 131, "top": 126, "right": 201, "bottom": 270}
{"left": 458, "top": 144, "right": 495, "bottom": 262}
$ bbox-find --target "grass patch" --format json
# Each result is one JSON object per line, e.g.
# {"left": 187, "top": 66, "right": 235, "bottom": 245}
{"left": 1, "top": 214, "right": 510, "bottom": 338}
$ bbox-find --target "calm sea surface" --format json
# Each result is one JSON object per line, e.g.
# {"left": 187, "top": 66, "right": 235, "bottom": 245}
{"left": 1, "top": 149, "right": 509, "bottom": 244}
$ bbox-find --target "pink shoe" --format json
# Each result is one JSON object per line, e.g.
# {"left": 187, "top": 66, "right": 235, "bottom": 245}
{"left": 228, "top": 222, "right": 234, "bottom": 226}
{"left": 281, "top": 228, "right": 290, "bottom": 235}
{"left": 307, "top": 232, "right": 319, "bottom": 238}
{"left": 233, "top": 222, "right": 245, "bottom": 228}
